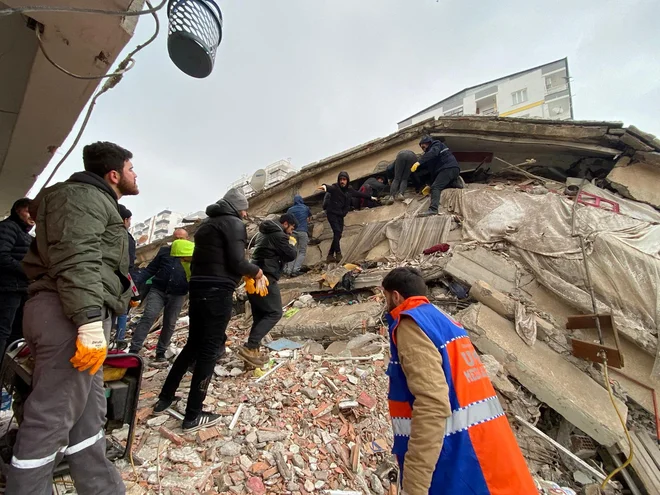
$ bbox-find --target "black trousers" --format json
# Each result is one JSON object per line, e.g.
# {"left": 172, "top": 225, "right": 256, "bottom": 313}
{"left": 430, "top": 167, "right": 461, "bottom": 212}
{"left": 246, "top": 281, "right": 282, "bottom": 349}
{"left": 391, "top": 156, "right": 413, "bottom": 197}
{"left": 327, "top": 212, "right": 345, "bottom": 256}
{"left": 0, "top": 292, "right": 26, "bottom": 364}
{"left": 159, "top": 285, "right": 233, "bottom": 421}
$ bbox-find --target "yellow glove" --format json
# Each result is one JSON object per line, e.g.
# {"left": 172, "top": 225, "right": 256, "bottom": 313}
{"left": 411, "top": 162, "right": 420, "bottom": 173}
{"left": 243, "top": 276, "right": 257, "bottom": 294}
{"left": 422, "top": 185, "right": 431, "bottom": 196}
{"left": 70, "top": 321, "right": 107, "bottom": 375}
{"left": 289, "top": 236, "right": 297, "bottom": 246}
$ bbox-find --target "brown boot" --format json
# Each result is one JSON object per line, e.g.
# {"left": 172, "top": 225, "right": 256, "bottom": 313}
{"left": 238, "top": 346, "right": 268, "bottom": 369}
{"left": 326, "top": 253, "right": 336, "bottom": 263}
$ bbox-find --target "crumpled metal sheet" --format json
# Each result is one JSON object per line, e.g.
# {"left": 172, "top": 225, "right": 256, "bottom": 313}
{"left": 393, "top": 215, "right": 452, "bottom": 259}
{"left": 343, "top": 221, "right": 388, "bottom": 264}
{"left": 514, "top": 301, "right": 537, "bottom": 347}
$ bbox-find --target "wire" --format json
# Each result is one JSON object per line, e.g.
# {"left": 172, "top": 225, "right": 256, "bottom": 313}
{"left": 601, "top": 361, "right": 634, "bottom": 488}
{"left": 0, "top": 0, "right": 166, "bottom": 18}
{"left": 39, "top": 0, "right": 161, "bottom": 191}
{"left": 36, "top": 29, "right": 136, "bottom": 80}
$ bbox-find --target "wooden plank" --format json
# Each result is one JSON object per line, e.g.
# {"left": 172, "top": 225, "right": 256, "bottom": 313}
{"left": 566, "top": 314, "right": 614, "bottom": 330}
{"left": 635, "top": 429, "right": 660, "bottom": 471}
{"left": 627, "top": 434, "right": 660, "bottom": 493}
{"left": 570, "top": 339, "right": 623, "bottom": 369}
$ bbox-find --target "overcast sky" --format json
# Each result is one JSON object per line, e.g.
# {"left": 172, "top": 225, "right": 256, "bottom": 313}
{"left": 29, "top": 0, "right": 660, "bottom": 223}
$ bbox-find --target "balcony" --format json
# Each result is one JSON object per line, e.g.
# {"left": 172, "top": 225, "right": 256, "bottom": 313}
{"left": 545, "top": 83, "right": 568, "bottom": 96}
{"left": 481, "top": 108, "right": 499, "bottom": 116}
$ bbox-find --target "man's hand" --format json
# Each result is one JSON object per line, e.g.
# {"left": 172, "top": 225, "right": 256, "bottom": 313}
{"left": 411, "top": 162, "right": 420, "bottom": 173}
{"left": 316, "top": 185, "right": 328, "bottom": 192}
{"left": 70, "top": 321, "right": 107, "bottom": 375}
{"left": 254, "top": 269, "right": 264, "bottom": 279}
{"left": 371, "top": 197, "right": 378, "bottom": 202}
{"left": 289, "top": 236, "right": 297, "bottom": 246}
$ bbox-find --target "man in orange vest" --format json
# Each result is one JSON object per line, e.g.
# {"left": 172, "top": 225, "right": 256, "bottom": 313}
{"left": 382, "top": 267, "right": 537, "bottom": 494}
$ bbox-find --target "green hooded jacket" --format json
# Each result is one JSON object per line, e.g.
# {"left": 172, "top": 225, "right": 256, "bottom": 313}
{"left": 22, "top": 171, "right": 132, "bottom": 326}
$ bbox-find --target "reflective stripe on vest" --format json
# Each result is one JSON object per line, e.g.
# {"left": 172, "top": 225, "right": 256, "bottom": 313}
{"left": 445, "top": 396, "right": 504, "bottom": 436}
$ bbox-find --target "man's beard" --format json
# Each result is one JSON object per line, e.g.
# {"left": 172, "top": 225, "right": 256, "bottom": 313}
{"left": 118, "top": 175, "right": 139, "bottom": 196}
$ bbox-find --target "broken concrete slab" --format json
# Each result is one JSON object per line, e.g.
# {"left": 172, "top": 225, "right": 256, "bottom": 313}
{"left": 445, "top": 247, "right": 531, "bottom": 293}
{"left": 607, "top": 158, "right": 660, "bottom": 209}
{"left": 272, "top": 302, "right": 382, "bottom": 341}
{"left": 459, "top": 303, "right": 627, "bottom": 447}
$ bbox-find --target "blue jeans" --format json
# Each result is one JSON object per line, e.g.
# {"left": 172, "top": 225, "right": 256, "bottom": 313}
{"left": 115, "top": 314, "right": 128, "bottom": 341}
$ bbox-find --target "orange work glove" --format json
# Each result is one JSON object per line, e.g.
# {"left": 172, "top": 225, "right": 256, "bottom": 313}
{"left": 243, "top": 276, "right": 257, "bottom": 294}
{"left": 255, "top": 274, "right": 270, "bottom": 297}
{"left": 70, "top": 321, "right": 107, "bottom": 375}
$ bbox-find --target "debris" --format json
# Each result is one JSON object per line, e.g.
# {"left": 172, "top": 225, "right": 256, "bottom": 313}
{"left": 265, "top": 338, "right": 303, "bottom": 351}
{"left": 514, "top": 301, "right": 537, "bottom": 346}
{"left": 169, "top": 447, "right": 203, "bottom": 468}
{"left": 255, "top": 360, "right": 286, "bottom": 383}
{"left": 302, "top": 387, "right": 319, "bottom": 400}
{"left": 159, "top": 426, "right": 185, "bottom": 446}
{"left": 445, "top": 247, "right": 522, "bottom": 293}
{"left": 246, "top": 476, "right": 266, "bottom": 494}
{"left": 257, "top": 430, "right": 289, "bottom": 443}
{"left": 338, "top": 400, "right": 359, "bottom": 410}
{"left": 146, "top": 415, "right": 168, "bottom": 427}
{"left": 219, "top": 441, "right": 242, "bottom": 457}
{"left": 196, "top": 426, "right": 220, "bottom": 444}
{"left": 357, "top": 391, "right": 377, "bottom": 410}
{"left": 423, "top": 243, "right": 450, "bottom": 255}
{"left": 229, "top": 403, "right": 244, "bottom": 430}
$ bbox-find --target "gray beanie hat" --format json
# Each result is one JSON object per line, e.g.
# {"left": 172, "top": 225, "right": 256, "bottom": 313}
{"left": 223, "top": 188, "right": 249, "bottom": 212}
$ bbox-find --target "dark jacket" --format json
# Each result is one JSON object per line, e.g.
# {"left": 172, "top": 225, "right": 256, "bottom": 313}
{"left": 22, "top": 171, "right": 132, "bottom": 326}
{"left": 322, "top": 171, "right": 372, "bottom": 217}
{"left": 190, "top": 199, "right": 260, "bottom": 288}
{"left": 127, "top": 231, "right": 138, "bottom": 280}
{"left": 418, "top": 139, "right": 460, "bottom": 175}
{"left": 251, "top": 220, "right": 297, "bottom": 281}
{"left": 363, "top": 177, "right": 387, "bottom": 196}
{"left": 287, "top": 195, "right": 312, "bottom": 233}
{"left": 137, "top": 244, "right": 188, "bottom": 296}
{"left": 0, "top": 213, "right": 33, "bottom": 292}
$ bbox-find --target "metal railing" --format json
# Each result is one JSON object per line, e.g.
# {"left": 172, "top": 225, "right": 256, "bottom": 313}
{"left": 545, "top": 84, "right": 568, "bottom": 95}
{"left": 480, "top": 108, "right": 499, "bottom": 116}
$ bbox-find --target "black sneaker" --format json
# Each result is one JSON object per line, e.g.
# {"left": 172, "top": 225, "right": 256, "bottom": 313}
{"left": 153, "top": 398, "right": 178, "bottom": 415}
{"left": 419, "top": 209, "right": 438, "bottom": 217}
{"left": 153, "top": 354, "right": 168, "bottom": 363}
{"left": 182, "top": 412, "right": 222, "bottom": 433}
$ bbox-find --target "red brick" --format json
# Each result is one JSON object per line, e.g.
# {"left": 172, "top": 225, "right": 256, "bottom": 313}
{"left": 135, "top": 407, "right": 153, "bottom": 422}
{"left": 250, "top": 462, "right": 269, "bottom": 474}
{"left": 159, "top": 426, "right": 185, "bottom": 446}
{"left": 196, "top": 426, "right": 220, "bottom": 444}
{"left": 262, "top": 466, "right": 279, "bottom": 479}
{"left": 357, "top": 391, "right": 377, "bottom": 410}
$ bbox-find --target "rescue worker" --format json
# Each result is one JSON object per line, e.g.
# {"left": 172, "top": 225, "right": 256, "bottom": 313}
{"left": 387, "top": 150, "right": 419, "bottom": 202}
{"left": 382, "top": 267, "right": 536, "bottom": 494}
{"left": 153, "top": 189, "right": 264, "bottom": 432}
{"left": 318, "top": 171, "right": 375, "bottom": 263}
{"left": 354, "top": 176, "right": 386, "bottom": 209}
{"left": 115, "top": 204, "right": 138, "bottom": 349}
{"left": 129, "top": 228, "right": 190, "bottom": 362}
{"left": 239, "top": 214, "right": 297, "bottom": 368}
{"left": 412, "top": 135, "right": 461, "bottom": 216}
{"left": 8, "top": 141, "right": 138, "bottom": 494}
{"left": 0, "top": 198, "right": 34, "bottom": 364}
{"left": 284, "top": 195, "right": 312, "bottom": 277}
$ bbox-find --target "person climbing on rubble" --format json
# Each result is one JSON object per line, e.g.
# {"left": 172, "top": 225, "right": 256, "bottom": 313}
{"left": 128, "top": 228, "right": 190, "bottom": 362}
{"left": 413, "top": 135, "right": 463, "bottom": 217}
{"left": 153, "top": 189, "right": 265, "bottom": 432}
{"left": 284, "top": 195, "right": 312, "bottom": 277}
{"left": 7, "top": 142, "right": 138, "bottom": 494}
{"left": 386, "top": 150, "right": 419, "bottom": 203}
{"left": 381, "top": 267, "right": 536, "bottom": 495}
{"left": 239, "top": 213, "right": 297, "bottom": 368}
{"left": 318, "top": 171, "right": 376, "bottom": 263}
{"left": 353, "top": 175, "right": 386, "bottom": 210}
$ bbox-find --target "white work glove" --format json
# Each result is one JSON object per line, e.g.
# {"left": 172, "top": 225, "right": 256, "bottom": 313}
{"left": 371, "top": 197, "right": 378, "bottom": 202}
{"left": 317, "top": 185, "right": 328, "bottom": 192}
{"left": 70, "top": 321, "right": 107, "bottom": 375}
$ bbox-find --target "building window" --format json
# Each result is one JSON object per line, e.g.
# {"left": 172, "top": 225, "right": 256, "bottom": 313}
{"left": 444, "top": 107, "right": 463, "bottom": 117}
{"left": 511, "top": 89, "right": 528, "bottom": 106}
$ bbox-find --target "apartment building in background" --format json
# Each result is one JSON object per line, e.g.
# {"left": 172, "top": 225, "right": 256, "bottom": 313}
{"left": 398, "top": 58, "right": 573, "bottom": 129}
{"left": 229, "top": 159, "right": 296, "bottom": 198}
{"left": 131, "top": 209, "right": 185, "bottom": 246}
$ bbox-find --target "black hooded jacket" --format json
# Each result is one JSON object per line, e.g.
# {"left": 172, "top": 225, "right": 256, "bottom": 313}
{"left": 322, "top": 171, "right": 372, "bottom": 216}
{"left": 0, "top": 212, "right": 33, "bottom": 292}
{"left": 418, "top": 139, "right": 460, "bottom": 175}
{"left": 190, "top": 199, "right": 260, "bottom": 288}
{"left": 251, "top": 220, "right": 297, "bottom": 281}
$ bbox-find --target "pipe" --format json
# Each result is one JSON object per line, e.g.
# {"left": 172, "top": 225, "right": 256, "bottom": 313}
{"left": 608, "top": 367, "right": 660, "bottom": 443}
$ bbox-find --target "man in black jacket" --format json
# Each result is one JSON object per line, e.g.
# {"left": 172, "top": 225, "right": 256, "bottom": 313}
{"left": 115, "top": 205, "right": 138, "bottom": 348}
{"left": 353, "top": 176, "right": 386, "bottom": 210}
{"left": 0, "top": 198, "right": 34, "bottom": 362}
{"left": 240, "top": 214, "right": 297, "bottom": 368}
{"left": 413, "top": 135, "right": 462, "bottom": 216}
{"left": 129, "top": 228, "right": 190, "bottom": 361}
{"left": 319, "top": 171, "right": 374, "bottom": 263}
{"left": 154, "top": 189, "right": 263, "bottom": 432}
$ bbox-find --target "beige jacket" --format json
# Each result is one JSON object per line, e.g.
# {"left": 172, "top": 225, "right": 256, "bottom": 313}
{"left": 395, "top": 316, "right": 452, "bottom": 495}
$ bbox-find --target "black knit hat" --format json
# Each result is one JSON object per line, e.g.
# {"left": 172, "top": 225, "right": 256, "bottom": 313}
{"left": 118, "top": 204, "right": 132, "bottom": 220}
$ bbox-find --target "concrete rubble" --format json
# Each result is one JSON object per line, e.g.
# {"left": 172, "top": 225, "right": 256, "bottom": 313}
{"left": 120, "top": 117, "right": 660, "bottom": 495}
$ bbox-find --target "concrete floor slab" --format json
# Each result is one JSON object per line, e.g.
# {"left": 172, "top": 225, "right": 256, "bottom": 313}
{"left": 459, "top": 303, "right": 627, "bottom": 447}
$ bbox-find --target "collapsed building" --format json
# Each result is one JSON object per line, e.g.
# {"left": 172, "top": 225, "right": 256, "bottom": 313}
{"left": 129, "top": 116, "right": 660, "bottom": 495}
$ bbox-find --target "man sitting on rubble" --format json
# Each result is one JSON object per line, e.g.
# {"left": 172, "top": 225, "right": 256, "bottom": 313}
{"left": 284, "top": 195, "right": 312, "bottom": 278}
{"left": 153, "top": 189, "right": 264, "bottom": 432}
{"left": 413, "top": 135, "right": 462, "bottom": 217}
{"left": 129, "top": 228, "right": 190, "bottom": 362}
{"left": 381, "top": 267, "right": 536, "bottom": 495}
{"left": 318, "top": 171, "right": 376, "bottom": 263}
{"left": 239, "top": 214, "right": 297, "bottom": 368}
